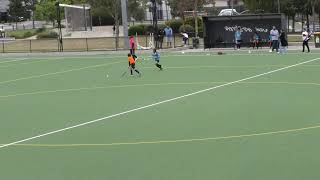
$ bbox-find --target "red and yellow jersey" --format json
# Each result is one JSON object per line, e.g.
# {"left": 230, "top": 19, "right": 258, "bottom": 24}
{"left": 128, "top": 55, "right": 135, "bottom": 64}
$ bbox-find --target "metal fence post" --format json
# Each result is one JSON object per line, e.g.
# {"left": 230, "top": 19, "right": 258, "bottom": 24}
{"left": 173, "top": 34, "right": 176, "bottom": 48}
{"left": 115, "top": 36, "right": 117, "bottom": 51}
{"left": 86, "top": 38, "right": 89, "bottom": 51}
{"left": 29, "top": 40, "right": 32, "bottom": 53}
{"left": 2, "top": 40, "right": 4, "bottom": 53}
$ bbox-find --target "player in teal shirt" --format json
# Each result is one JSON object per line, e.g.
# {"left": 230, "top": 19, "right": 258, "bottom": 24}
{"left": 235, "top": 27, "right": 242, "bottom": 49}
{"left": 152, "top": 49, "right": 163, "bottom": 70}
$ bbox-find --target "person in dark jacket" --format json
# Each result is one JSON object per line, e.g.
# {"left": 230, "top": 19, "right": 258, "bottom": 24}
{"left": 279, "top": 30, "right": 288, "bottom": 54}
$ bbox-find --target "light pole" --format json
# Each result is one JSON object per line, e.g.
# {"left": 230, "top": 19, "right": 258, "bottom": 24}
{"left": 121, "top": 0, "right": 129, "bottom": 49}
{"left": 312, "top": 0, "right": 316, "bottom": 32}
{"left": 55, "top": 0, "right": 63, "bottom": 52}
{"left": 194, "top": 0, "right": 198, "bottom": 37}
{"left": 277, "top": 0, "right": 281, "bottom": 14}
{"left": 32, "top": 0, "right": 35, "bottom": 29}
{"left": 151, "top": 0, "right": 158, "bottom": 47}
{"left": 165, "top": 0, "right": 169, "bottom": 21}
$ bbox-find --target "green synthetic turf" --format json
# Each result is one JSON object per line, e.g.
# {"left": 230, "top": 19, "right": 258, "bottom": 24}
{"left": 1, "top": 51, "right": 320, "bottom": 180}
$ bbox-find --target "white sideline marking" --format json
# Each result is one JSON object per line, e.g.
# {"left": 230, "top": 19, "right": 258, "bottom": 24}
{"left": 0, "top": 57, "right": 319, "bottom": 149}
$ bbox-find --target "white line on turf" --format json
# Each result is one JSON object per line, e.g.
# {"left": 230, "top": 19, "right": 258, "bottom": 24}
{"left": 0, "top": 58, "right": 29, "bottom": 64}
{"left": 0, "top": 55, "right": 124, "bottom": 65}
{"left": 1, "top": 81, "right": 320, "bottom": 99}
{"left": 0, "top": 61, "right": 122, "bottom": 85}
{"left": 0, "top": 57, "right": 319, "bottom": 149}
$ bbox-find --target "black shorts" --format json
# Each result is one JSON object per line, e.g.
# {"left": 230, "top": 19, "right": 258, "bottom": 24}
{"left": 130, "top": 63, "right": 135, "bottom": 69}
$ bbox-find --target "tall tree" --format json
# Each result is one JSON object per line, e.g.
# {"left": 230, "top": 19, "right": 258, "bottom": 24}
{"left": 25, "top": 0, "right": 40, "bottom": 28}
{"left": 242, "top": 0, "right": 277, "bottom": 13}
{"left": 128, "top": 0, "right": 146, "bottom": 22}
{"left": 314, "top": 0, "right": 320, "bottom": 26}
{"left": 87, "top": 0, "right": 121, "bottom": 49}
{"left": 293, "top": 0, "right": 312, "bottom": 30}
{"left": 35, "top": 0, "right": 86, "bottom": 26}
{"left": 167, "top": 0, "right": 214, "bottom": 18}
{"left": 281, "top": 0, "right": 297, "bottom": 32}
{"left": 8, "top": 0, "right": 26, "bottom": 29}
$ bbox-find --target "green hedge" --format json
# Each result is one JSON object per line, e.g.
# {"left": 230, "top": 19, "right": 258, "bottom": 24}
{"left": 7, "top": 29, "right": 38, "bottom": 39}
{"left": 165, "top": 18, "right": 204, "bottom": 37}
{"left": 129, "top": 24, "right": 166, "bottom": 35}
{"left": 7, "top": 27, "right": 48, "bottom": 39}
{"left": 165, "top": 19, "right": 183, "bottom": 33}
{"left": 179, "top": 25, "right": 195, "bottom": 33}
{"left": 37, "top": 30, "right": 58, "bottom": 39}
{"left": 184, "top": 17, "right": 203, "bottom": 29}
{"left": 36, "top": 27, "right": 47, "bottom": 33}
{"left": 129, "top": 25, "right": 145, "bottom": 36}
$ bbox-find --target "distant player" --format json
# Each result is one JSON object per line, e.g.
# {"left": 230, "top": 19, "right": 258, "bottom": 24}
{"left": 302, "top": 28, "right": 311, "bottom": 53}
{"left": 152, "top": 49, "right": 163, "bottom": 70}
{"left": 129, "top": 36, "right": 135, "bottom": 55}
{"left": 164, "top": 26, "right": 173, "bottom": 48}
{"left": 270, "top": 26, "right": 279, "bottom": 53}
{"left": 252, "top": 31, "right": 260, "bottom": 49}
{"left": 235, "top": 27, "right": 242, "bottom": 50}
{"left": 128, "top": 53, "right": 141, "bottom": 76}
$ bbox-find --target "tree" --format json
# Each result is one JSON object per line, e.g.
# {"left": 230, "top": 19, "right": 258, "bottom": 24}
{"left": 8, "top": 0, "right": 27, "bottom": 29}
{"left": 293, "top": 0, "right": 312, "bottom": 30}
{"left": 87, "top": 0, "right": 121, "bottom": 49}
{"left": 242, "top": 0, "right": 277, "bottom": 13}
{"left": 314, "top": 0, "right": 320, "bottom": 26}
{"left": 128, "top": 0, "right": 146, "bottom": 22}
{"left": 308, "top": 0, "right": 320, "bottom": 30}
{"left": 167, "top": 0, "right": 214, "bottom": 19}
{"left": 35, "top": 0, "right": 57, "bottom": 25}
{"left": 281, "top": 0, "right": 297, "bottom": 32}
{"left": 35, "top": 0, "right": 86, "bottom": 26}
{"left": 25, "top": 0, "right": 37, "bottom": 29}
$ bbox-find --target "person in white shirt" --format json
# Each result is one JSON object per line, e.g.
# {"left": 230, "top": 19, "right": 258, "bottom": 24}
{"left": 181, "top": 32, "right": 189, "bottom": 46}
{"left": 302, "top": 28, "right": 311, "bottom": 53}
{"left": 270, "top": 26, "right": 279, "bottom": 53}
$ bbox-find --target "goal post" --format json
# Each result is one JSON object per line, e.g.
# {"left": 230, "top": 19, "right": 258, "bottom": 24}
{"left": 59, "top": 4, "right": 92, "bottom": 32}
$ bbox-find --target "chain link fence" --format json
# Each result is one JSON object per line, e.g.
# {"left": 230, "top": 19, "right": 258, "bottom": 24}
{"left": 0, "top": 34, "right": 204, "bottom": 53}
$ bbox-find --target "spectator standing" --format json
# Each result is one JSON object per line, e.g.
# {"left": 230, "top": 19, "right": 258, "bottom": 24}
{"left": 157, "top": 29, "right": 164, "bottom": 49}
{"left": 253, "top": 30, "right": 260, "bottom": 49}
{"left": 302, "top": 28, "right": 311, "bottom": 53}
{"left": 129, "top": 35, "right": 135, "bottom": 55}
{"left": 279, "top": 30, "right": 288, "bottom": 54}
{"left": 235, "top": 27, "right": 242, "bottom": 50}
{"left": 164, "top": 26, "right": 173, "bottom": 48}
{"left": 270, "top": 26, "right": 280, "bottom": 53}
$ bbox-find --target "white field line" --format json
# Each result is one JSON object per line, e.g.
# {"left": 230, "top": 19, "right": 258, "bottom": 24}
{"left": 0, "top": 57, "right": 319, "bottom": 149}
{"left": 0, "top": 55, "right": 124, "bottom": 65}
{"left": 1, "top": 51, "right": 319, "bottom": 64}
{"left": 0, "top": 61, "right": 122, "bottom": 85}
{"left": 1, "top": 81, "right": 320, "bottom": 99}
{"left": 0, "top": 58, "right": 29, "bottom": 64}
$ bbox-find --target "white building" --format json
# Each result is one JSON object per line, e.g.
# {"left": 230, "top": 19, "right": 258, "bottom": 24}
{"left": 145, "top": 0, "right": 172, "bottom": 21}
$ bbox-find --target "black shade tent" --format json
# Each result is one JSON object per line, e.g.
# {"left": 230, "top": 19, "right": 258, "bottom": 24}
{"left": 203, "top": 14, "right": 287, "bottom": 48}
